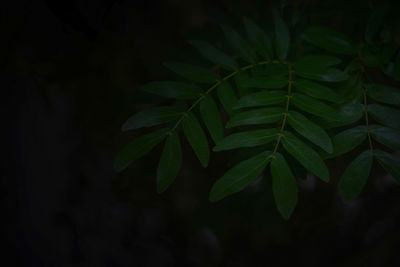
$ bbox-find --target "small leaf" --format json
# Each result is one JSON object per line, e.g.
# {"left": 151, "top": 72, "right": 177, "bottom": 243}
{"left": 157, "top": 133, "right": 182, "bottom": 193}
{"left": 302, "top": 25, "right": 357, "bottom": 55}
{"left": 163, "top": 61, "right": 219, "bottom": 83}
{"left": 213, "top": 128, "right": 279, "bottom": 151}
{"left": 374, "top": 150, "right": 400, "bottom": 183}
{"left": 287, "top": 111, "right": 333, "bottom": 153}
{"left": 234, "top": 91, "right": 287, "bottom": 109}
{"left": 217, "top": 81, "right": 239, "bottom": 116}
{"left": 209, "top": 151, "right": 271, "bottom": 202}
{"left": 291, "top": 93, "right": 339, "bottom": 120}
{"left": 189, "top": 40, "right": 238, "bottom": 71}
{"left": 295, "top": 67, "right": 348, "bottom": 82}
{"left": 282, "top": 131, "right": 330, "bottom": 182}
{"left": 183, "top": 112, "right": 210, "bottom": 167}
{"left": 122, "top": 106, "right": 185, "bottom": 131}
{"left": 226, "top": 107, "right": 285, "bottom": 128}
{"left": 237, "top": 75, "right": 289, "bottom": 89}
{"left": 319, "top": 103, "right": 364, "bottom": 129}
{"left": 221, "top": 24, "right": 257, "bottom": 63}
{"left": 368, "top": 104, "right": 400, "bottom": 130}
{"left": 294, "top": 54, "right": 341, "bottom": 70}
{"left": 293, "top": 79, "right": 342, "bottom": 103}
{"left": 369, "top": 125, "right": 400, "bottom": 150}
{"left": 366, "top": 84, "right": 400, "bottom": 106}
{"left": 234, "top": 71, "right": 254, "bottom": 97}
{"left": 325, "top": 126, "right": 367, "bottom": 158}
{"left": 339, "top": 150, "right": 373, "bottom": 202}
{"left": 243, "top": 17, "right": 273, "bottom": 59}
{"left": 200, "top": 95, "right": 224, "bottom": 144}
{"left": 273, "top": 10, "right": 290, "bottom": 60}
{"left": 270, "top": 153, "right": 298, "bottom": 220}
{"left": 365, "top": 4, "right": 389, "bottom": 42}
{"left": 114, "top": 128, "right": 168, "bottom": 172}
{"left": 141, "top": 81, "right": 203, "bottom": 99}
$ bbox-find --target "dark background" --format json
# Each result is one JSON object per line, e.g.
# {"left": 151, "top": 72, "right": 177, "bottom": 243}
{"left": 4, "top": 0, "right": 400, "bottom": 266}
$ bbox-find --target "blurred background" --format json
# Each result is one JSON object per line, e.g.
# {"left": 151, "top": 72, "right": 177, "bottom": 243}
{"left": 4, "top": 0, "right": 400, "bottom": 266}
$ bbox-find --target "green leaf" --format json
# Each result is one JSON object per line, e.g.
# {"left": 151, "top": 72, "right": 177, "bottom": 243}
{"left": 234, "top": 71, "right": 254, "bottom": 97}
{"left": 368, "top": 104, "right": 400, "bottom": 130}
{"left": 217, "top": 81, "right": 239, "bottom": 116}
{"left": 291, "top": 93, "right": 339, "bottom": 120}
{"left": 270, "top": 153, "right": 298, "bottom": 220}
{"left": 183, "top": 112, "right": 210, "bottom": 167}
{"left": 325, "top": 126, "right": 367, "bottom": 158}
{"left": 302, "top": 25, "right": 357, "bottom": 55}
{"left": 287, "top": 111, "right": 333, "bottom": 153}
{"left": 366, "top": 84, "right": 400, "bottom": 106}
{"left": 379, "top": 42, "right": 397, "bottom": 64}
{"left": 114, "top": 128, "right": 168, "bottom": 172}
{"left": 141, "top": 81, "right": 203, "bottom": 99}
{"left": 213, "top": 128, "right": 279, "bottom": 151}
{"left": 243, "top": 17, "right": 273, "bottom": 59}
{"left": 234, "top": 91, "right": 287, "bottom": 109}
{"left": 163, "top": 61, "right": 219, "bottom": 83}
{"left": 237, "top": 75, "right": 289, "bottom": 89}
{"left": 209, "top": 151, "right": 271, "bottom": 202}
{"left": 374, "top": 150, "right": 400, "bottom": 183}
{"left": 294, "top": 54, "right": 341, "bottom": 70}
{"left": 221, "top": 24, "right": 257, "bottom": 63}
{"left": 200, "top": 95, "right": 224, "bottom": 144}
{"left": 319, "top": 103, "right": 364, "bottom": 129}
{"left": 157, "top": 133, "right": 182, "bottom": 193}
{"left": 226, "top": 107, "right": 285, "bottom": 128}
{"left": 293, "top": 79, "right": 342, "bottom": 103}
{"left": 369, "top": 125, "right": 400, "bottom": 150}
{"left": 392, "top": 54, "right": 400, "bottom": 81}
{"left": 189, "top": 40, "right": 238, "bottom": 71}
{"left": 122, "top": 106, "right": 185, "bottom": 131}
{"left": 360, "top": 44, "right": 381, "bottom": 67}
{"left": 365, "top": 4, "right": 389, "bottom": 42}
{"left": 273, "top": 10, "right": 290, "bottom": 60}
{"left": 282, "top": 131, "right": 330, "bottom": 182}
{"left": 294, "top": 67, "right": 348, "bottom": 82}
{"left": 339, "top": 150, "right": 373, "bottom": 202}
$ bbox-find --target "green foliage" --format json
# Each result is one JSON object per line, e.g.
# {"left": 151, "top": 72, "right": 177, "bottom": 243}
{"left": 115, "top": 2, "right": 400, "bottom": 220}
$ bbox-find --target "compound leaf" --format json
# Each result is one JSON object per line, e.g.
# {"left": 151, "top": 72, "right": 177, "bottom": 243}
{"left": 217, "top": 80, "right": 239, "bottom": 116}
{"left": 200, "top": 94, "right": 224, "bottom": 144}
{"left": 366, "top": 84, "right": 400, "bottom": 107}
{"left": 326, "top": 126, "right": 367, "bottom": 158}
{"left": 234, "top": 91, "right": 287, "bottom": 109}
{"left": 293, "top": 79, "right": 342, "bottom": 103}
{"left": 226, "top": 107, "right": 285, "bottom": 128}
{"left": 368, "top": 104, "right": 400, "bottom": 130}
{"left": 291, "top": 93, "right": 339, "bottom": 120}
{"left": 369, "top": 125, "right": 400, "bottom": 150}
{"left": 374, "top": 150, "right": 400, "bottom": 184}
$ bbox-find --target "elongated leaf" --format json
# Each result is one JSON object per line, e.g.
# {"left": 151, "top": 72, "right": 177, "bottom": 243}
{"left": 157, "top": 133, "right": 182, "bottom": 193}
{"left": 200, "top": 95, "right": 224, "bottom": 144}
{"left": 209, "top": 151, "right": 272, "bottom": 202}
{"left": 368, "top": 104, "right": 400, "bottom": 130}
{"left": 369, "top": 125, "right": 400, "bottom": 150}
{"left": 234, "top": 91, "right": 287, "bottom": 109}
{"left": 234, "top": 71, "right": 253, "bottom": 97}
{"left": 293, "top": 79, "right": 342, "bottom": 103}
{"left": 374, "top": 150, "right": 400, "bottom": 183}
{"left": 365, "top": 4, "right": 389, "bottom": 42}
{"left": 291, "top": 93, "right": 339, "bottom": 120}
{"left": 213, "top": 128, "right": 279, "bottom": 151}
{"left": 217, "top": 81, "right": 239, "bottom": 116}
{"left": 339, "top": 150, "right": 373, "bottom": 202}
{"left": 287, "top": 111, "right": 333, "bottom": 153}
{"left": 360, "top": 44, "right": 381, "bottom": 67}
{"left": 271, "top": 153, "right": 298, "bottom": 220}
{"left": 122, "top": 106, "right": 185, "bottom": 131}
{"left": 114, "top": 128, "right": 168, "bottom": 172}
{"left": 294, "top": 54, "right": 341, "bottom": 70}
{"left": 226, "top": 107, "right": 285, "bottom": 128}
{"left": 325, "top": 126, "right": 367, "bottom": 158}
{"left": 163, "top": 61, "right": 219, "bottom": 83}
{"left": 141, "top": 81, "right": 203, "bottom": 99}
{"left": 319, "top": 103, "right": 364, "bottom": 129}
{"left": 302, "top": 25, "right": 357, "bottom": 55}
{"left": 273, "top": 10, "right": 290, "bottom": 60}
{"left": 295, "top": 67, "right": 348, "bottom": 82}
{"left": 183, "top": 112, "right": 210, "bottom": 167}
{"left": 238, "top": 75, "right": 288, "bottom": 89}
{"left": 189, "top": 40, "right": 238, "bottom": 71}
{"left": 243, "top": 17, "right": 273, "bottom": 59}
{"left": 282, "top": 131, "right": 329, "bottom": 182}
{"left": 221, "top": 24, "right": 257, "bottom": 63}
{"left": 366, "top": 84, "right": 400, "bottom": 106}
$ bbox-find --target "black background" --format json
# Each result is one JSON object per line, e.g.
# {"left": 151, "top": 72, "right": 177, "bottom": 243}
{"left": 4, "top": 0, "right": 400, "bottom": 266}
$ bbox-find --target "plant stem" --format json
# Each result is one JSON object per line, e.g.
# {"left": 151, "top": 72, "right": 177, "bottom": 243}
{"left": 168, "top": 60, "right": 278, "bottom": 133}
